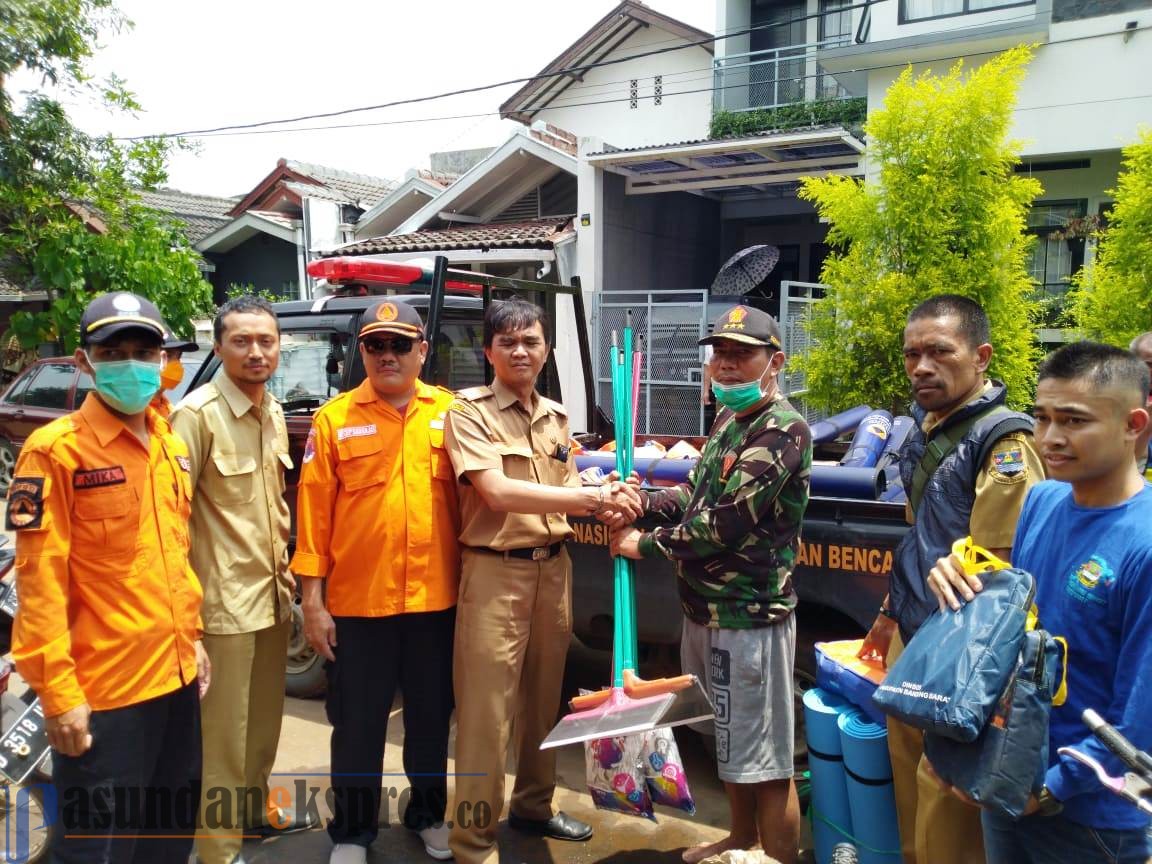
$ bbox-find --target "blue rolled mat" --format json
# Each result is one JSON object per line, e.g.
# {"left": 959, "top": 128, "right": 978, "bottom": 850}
{"left": 574, "top": 453, "right": 886, "bottom": 500}
{"left": 804, "top": 688, "right": 855, "bottom": 864}
{"left": 840, "top": 411, "right": 894, "bottom": 469}
{"left": 810, "top": 405, "right": 874, "bottom": 445}
{"left": 878, "top": 416, "right": 916, "bottom": 464}
{"left": 837, "top": 709, "right": 901, "bottom": 864}
{"left": 815, "top": 466, "right": 886, "bottom": 500}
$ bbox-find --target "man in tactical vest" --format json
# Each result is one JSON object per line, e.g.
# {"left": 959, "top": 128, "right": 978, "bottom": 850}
{"left": 858, "top": 294, "right": 1044, "bottom": 864}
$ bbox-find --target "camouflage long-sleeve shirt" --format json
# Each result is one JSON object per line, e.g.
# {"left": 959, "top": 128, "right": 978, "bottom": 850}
{"left": 638, "top": 394, "right": 812, "bottom": 628}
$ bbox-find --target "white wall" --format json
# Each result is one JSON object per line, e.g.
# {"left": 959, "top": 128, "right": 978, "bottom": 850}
{"left": 1022, "top": 151, "right": 1122, "bottom": 212}
{"left": 864, "top": 14, "right": 1151, "bottom": 159}
{"left": 1014, "top": 15, "right": 1152, "bottom": 156}
{"left": 531, "top": 26, "right": 713, "bottom": 149}
{"left": 716, "top": 0, "right": 752, "bottom": 59}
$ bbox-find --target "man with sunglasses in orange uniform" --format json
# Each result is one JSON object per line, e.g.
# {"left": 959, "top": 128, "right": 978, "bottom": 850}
{"left": 291, "top": 300, "right": 460, "bottom": 864}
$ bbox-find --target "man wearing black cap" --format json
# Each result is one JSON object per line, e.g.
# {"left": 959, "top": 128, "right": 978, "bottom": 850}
{"left": 10, "top": 291, "right": 209, "bottom": 863}
{"left": 291, "top": 300, "right": 460, "bottom": 864}
{"left": 612, "top": 305, "right": 812, "bottom": 864}
{"left": 151, "top": 332, "right": 199, "bottom": 417}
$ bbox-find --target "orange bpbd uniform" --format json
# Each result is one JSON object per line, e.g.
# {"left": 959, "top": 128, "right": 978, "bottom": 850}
{"left": 290, "top": 378, "right": 459, "bottom": 615}
{"left": 149, "top": 390, "right": 174, "bottom": 418}
{"left": 9, "top": 395, "right": 203, "bottom": 718}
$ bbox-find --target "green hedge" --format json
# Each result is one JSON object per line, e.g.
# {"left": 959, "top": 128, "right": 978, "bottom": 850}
{"left": 710, "top": 98, "right": 867, "bottom": 139}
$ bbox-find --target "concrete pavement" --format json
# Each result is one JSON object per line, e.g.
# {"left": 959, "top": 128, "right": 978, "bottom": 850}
{"left": 249, "top": 643, "right": 734, "bottom": 863}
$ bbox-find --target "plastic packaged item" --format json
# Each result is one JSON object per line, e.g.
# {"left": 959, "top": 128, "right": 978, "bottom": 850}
{"left": 585, "top": 734, "right": 655, "bottom": 820}
{"left": 640, "top": 726, "right": 696, "bottom": 814}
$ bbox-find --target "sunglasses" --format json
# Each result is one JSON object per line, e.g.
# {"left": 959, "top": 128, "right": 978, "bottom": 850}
{"left": 362, "top": 336, "right": 415, "bottom": 356}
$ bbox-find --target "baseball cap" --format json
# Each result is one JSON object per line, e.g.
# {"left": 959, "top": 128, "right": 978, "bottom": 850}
{"left": 163, "top": 332, "right": 199, "bottom": 352}
{"left": 699, "top": 305, "right": 783, "bottom": 350}
{"left": 80, "top": 292, "right": 167, "bottom": 345}
{"left": 359, "top": 300, "right": 424, "bottom": 340}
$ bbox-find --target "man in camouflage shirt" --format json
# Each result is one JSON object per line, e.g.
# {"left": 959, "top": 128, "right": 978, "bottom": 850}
{"left": 613, "top": 305, "right": 811, "bottom": 864}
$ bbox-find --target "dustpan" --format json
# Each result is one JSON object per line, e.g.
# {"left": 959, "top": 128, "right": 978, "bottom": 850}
{"left": 541, "top": 320, "right": 714, "bottom": 750}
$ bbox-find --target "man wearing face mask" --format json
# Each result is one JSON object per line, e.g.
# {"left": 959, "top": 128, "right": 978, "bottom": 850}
{"left": 150, "top": 333, "right": 198, "bottom": 417}
{"left": 9, "top": 291, "right": 210, "bottom": 863}
{"left": 611, "top": 305, "right": 812, "bottom": 864}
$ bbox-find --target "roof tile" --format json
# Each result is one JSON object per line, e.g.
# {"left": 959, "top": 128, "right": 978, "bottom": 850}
{"left": 331, "top": 217, "right": 574, "bottom": 256}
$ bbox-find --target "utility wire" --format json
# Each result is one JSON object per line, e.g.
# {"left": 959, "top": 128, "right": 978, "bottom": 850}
{"left": 122, "top": 0, "right": 883, "bottom": 140}
{"left": 162, "top": 21, "right": 1151, "bottom": 141}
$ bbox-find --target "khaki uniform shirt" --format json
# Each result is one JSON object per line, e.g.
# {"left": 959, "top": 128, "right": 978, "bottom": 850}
{"left": 914, "top": 380, "right": 1045, "bottom": 550}
{"left": 171, "top": 374, "right": 292, "bottom": 635}
{"left": 444, "top": 378, "right": 578, "bottom": 550}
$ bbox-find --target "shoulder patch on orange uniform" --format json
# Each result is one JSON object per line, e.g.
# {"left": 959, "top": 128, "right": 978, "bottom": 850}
{"left": 6, "top": 476, "right": 45, "bottom": 530}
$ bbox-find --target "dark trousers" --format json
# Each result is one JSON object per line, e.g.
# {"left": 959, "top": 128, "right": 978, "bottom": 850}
{"left": 49, "top": 682, "right": 201, "bottom": 864}
{"left": 326, "top": 608, "right": 455, "bottom": 847}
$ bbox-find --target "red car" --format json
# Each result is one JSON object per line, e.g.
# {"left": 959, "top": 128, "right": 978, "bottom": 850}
{"left": 0, "top": 354, "right": 204, "bottom": 494}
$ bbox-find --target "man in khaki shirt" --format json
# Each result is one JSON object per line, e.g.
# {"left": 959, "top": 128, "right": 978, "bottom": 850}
{"left": 171, "top": 296, "right": 308, "bottom": 864}
{"left": 858, "top": 295, "right": 1044, "bottom": 864}
{"left": 444, "top": 298, "right": 640, "bottom": 864}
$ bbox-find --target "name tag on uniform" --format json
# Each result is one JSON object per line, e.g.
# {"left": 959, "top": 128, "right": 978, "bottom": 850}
{"left": 430, "top": 419, "right": 444, "bottom": 430}
{"left": 73, "top": 466, "right": 127, "bottom": 488}
{"left": 337, "top": 424, "right": 377, "bottom": 441}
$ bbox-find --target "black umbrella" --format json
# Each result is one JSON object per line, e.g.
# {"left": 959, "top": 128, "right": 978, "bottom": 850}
{"left": 709, "top": 245, "right": 780, "bottom": 296}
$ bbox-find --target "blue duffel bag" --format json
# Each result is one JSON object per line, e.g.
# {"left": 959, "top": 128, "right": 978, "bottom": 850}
{"left": 924, "top": 625, "right": 1067, "bottom": 817}
{"left": 872, "top": 539, "right": 1035, "bottom": 742}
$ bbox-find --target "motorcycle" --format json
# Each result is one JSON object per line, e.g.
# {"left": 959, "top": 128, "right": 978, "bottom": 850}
{"left": 1062, "top": 708, "right": 1152, "bottom": 816}
{"left": 0, "top": 537, "right": 51, "bottom": 863}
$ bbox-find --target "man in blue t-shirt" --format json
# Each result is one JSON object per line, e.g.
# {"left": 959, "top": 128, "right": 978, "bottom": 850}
{"left": 927, "top": 341, "right": 1152, "bottom": 863}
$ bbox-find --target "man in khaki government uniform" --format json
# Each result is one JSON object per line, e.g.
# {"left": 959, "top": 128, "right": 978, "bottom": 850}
{"left": 444, "top": 298, "right": 641, "bottom": 864}
{"left": 858, "top": 295, "right": 1044, "bottom": 864}
{"left": 171, "top": 296, "right": 310, "bottom": 864}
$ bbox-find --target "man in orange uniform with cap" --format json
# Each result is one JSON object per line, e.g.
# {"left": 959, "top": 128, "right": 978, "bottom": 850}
{"left": 9, "top": 291, "right": 210, "bottom": 864}
{"left": 291, "top": 299, "right": 459, "bottom": 864}
{"left": 150, "top": 331, "right": 199, "bottom": 418}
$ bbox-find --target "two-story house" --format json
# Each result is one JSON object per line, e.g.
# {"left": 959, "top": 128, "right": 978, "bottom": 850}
{"left": 795, "top": 0, "right": 1147, "bottom": 337}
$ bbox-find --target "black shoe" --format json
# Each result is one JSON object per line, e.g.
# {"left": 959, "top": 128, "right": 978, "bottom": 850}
{"left": 507, "top": 810, "right": 592, "bottom": 842}
{"left": 246, "top": 807, "right": 319, "bottom": 838}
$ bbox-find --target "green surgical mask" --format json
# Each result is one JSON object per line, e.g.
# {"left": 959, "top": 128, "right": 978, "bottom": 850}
{"left": 711, "top": 366, "right": 774, "bottom": 413}
{"left": 710, "top": 379, "right": 764, "bottom": 412}
{"left": 85, "top": 354, "right": 162, "bottom": 414}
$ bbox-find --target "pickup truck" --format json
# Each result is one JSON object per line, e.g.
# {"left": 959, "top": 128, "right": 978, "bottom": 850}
{"left": 185, "top": 259, "right": 904, "bottom": 699}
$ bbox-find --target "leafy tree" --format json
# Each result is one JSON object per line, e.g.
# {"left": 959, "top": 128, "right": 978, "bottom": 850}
{"left": 797, "top": 47, "right": 1042, "bottom": 412}
{"left": 1, "top": 0, "right": 212, "bottom": 352}
{"left": 1067, "top": 129, "right": 1152, "bottom": 344}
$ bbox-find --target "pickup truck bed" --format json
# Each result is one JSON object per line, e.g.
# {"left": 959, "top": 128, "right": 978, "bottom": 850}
{"left": 185, "top": 288, "right": 902, "bottom": 698}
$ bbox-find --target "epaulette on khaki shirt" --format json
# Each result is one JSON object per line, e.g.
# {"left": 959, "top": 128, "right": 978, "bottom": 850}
{"left": 444, "top": 378, "right": 578, "bottom": 550}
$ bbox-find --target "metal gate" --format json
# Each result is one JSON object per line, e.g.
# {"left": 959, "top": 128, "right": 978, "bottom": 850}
{"left": 779, "top": 280, "right": 825, "bottom": 425}
{"left": 593, "top": 291, "right": 710, "bottom": 437}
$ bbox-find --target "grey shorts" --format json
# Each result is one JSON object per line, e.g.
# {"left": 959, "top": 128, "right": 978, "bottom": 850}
{"left": 680, "top": 616, "right": 796, "bottom": 783}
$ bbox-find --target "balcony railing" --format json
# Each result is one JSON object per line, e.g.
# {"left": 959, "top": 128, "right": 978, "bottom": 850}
{"left": 713, "top": 41, "right": 852, "bottom": 113}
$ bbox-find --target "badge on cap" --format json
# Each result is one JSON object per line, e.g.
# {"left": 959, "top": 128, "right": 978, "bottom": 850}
{"left": 112, "top": 293, "right": 142, "bottom": 313}
{"left": 377, "top": 303, "right": 399, "bottom": 322}
{"left": 723, "top": 307, "right": 748, "bottom": 330}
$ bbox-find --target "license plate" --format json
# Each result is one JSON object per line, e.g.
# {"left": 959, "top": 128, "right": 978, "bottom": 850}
{"left": 0, "top": 698, "right": 50, "bottom": 785}
{"left": 0, "top": 580, "right": 17, "bottom": 618}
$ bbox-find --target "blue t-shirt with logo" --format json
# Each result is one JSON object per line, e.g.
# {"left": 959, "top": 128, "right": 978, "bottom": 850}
{"left": 1012, "top": 480, "right": 1152, "bottom": 830}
